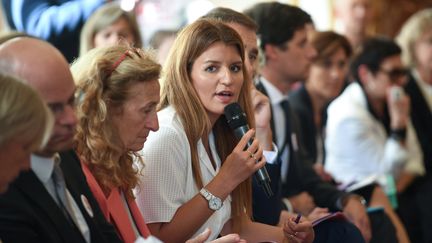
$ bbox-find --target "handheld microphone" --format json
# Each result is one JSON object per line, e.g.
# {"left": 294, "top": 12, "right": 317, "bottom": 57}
{"left": 224, "top": 103, "right": 273, "bottom": 198}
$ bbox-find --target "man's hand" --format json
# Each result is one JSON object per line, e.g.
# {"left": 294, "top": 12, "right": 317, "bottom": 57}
{"left": 387, "top": 86, "right": 410, "bottom": 130}
{"left": 312, "top": 163, "right": 333, "bottom": 182}
{"left": 343, "top": 196, "right": 372, "bottom": 242}
{"left": 251, "top": 87, "right": 273, "bottom": 150}
{"left": 288, "top": 192, "right": 316, "bottom": 215}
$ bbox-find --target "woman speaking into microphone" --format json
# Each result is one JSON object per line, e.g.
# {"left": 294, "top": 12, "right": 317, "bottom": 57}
{"left": 135, "top": 19, "right": 313, "bottom": 243}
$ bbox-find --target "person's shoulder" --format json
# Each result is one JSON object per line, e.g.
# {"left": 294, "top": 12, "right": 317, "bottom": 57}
{"left": 290, "top": 86, "right": 312, "bottom": 115}
{"left": 0, "top": 170, "right": 38, "bottom": 209}
{"left": 59, "top": 150, "right": 85, "bottom": 177}
{"left": 141, "top": 107, "right": 189, "bottom": 159}
{"left": 155, "top": 106, "right": 187, "bottom": 139}
{"left": 328, "top": 83, "right": 367, "bottom": 119}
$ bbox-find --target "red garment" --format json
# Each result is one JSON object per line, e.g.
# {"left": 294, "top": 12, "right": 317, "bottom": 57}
{"left": 81, "top": 162, "right": 151, "bottom": 243}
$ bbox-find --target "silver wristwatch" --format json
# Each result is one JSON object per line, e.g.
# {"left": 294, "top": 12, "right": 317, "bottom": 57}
{"left": 200, "top": 188, "right": 223, "bottom": 211}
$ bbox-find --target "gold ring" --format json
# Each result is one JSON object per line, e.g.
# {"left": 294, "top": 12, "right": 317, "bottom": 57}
{"left": 247, "top": 150, "right": 257, "bottom": 160}
{"left": 294, "top": 232, "right": 298, "bottom": 236}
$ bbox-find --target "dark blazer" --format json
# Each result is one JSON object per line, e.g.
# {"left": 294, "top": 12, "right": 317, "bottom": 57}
{"left": 255, "top": 81, "right": 346, "bottom": 212}
{"left": 290, "top": 85, "right": 323, "bottom": 165}
{"left": 405, "top": 73, "right": 432, "bottom": 174}
{"left": 0, "top": 150, "right": 121, "bottom": 243}
{"left": 398, "top": 73, "right": 432, "bottom": 243}
{"left": 252, "top": 157, "right": 283, "bottom": 225}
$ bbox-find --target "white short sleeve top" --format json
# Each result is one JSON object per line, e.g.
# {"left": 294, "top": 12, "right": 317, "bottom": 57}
{"left": 135, "top": 106, "right": 231, "bottom": 240}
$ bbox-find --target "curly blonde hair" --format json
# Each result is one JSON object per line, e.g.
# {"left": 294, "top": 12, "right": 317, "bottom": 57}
{"left": 72, "top": 45, "right": 161, "bottom": 195}
{"left": 160, "top": 19, "right": 255, "bottom": 227}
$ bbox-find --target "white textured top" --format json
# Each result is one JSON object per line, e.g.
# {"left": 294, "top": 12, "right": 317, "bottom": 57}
{"left": 136, "top": 106, "right": 231, "bottom": 240}
{"left": 325, "top": 82, "right": 424, "bottom": 186}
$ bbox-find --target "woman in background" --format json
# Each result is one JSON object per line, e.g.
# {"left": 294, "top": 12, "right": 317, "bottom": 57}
{"left": 0, "top": 73, "right": 53, "bottom": 193}
{"left": 72, "top": 45, "right": 159, "bottom": 243}
{"left": 290, "top": 31, "right": 352, "bottom": 182}
{"left": 396, "top": 8, "right": 432, "bottom": 243}
{"left": 79, "top": 2, "right": 142, "bottom": 56}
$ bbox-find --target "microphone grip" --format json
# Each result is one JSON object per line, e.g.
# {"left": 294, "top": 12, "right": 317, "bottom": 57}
{"left": 233, "top": 126, "right": 273, "bottom": 198}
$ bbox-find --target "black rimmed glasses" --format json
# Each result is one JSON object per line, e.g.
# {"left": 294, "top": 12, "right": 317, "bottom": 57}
{"left": 377, "top": 67, "right": 409, "bottom": 81}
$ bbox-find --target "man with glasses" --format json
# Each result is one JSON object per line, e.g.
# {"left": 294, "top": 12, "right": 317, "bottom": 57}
{"left": 0, "top": 37, "right": 122, "bottom": 243}
{"left": 324, "top": 37, "right": 424, "bottom": 227}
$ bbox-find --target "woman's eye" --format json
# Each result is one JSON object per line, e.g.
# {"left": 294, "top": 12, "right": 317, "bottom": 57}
{"left": 249, "top": 54, "right": 257, "bottom": 62}
{"left": 205, "top": 66, "right": 217, "bottom": 72}
{"left": 230, "top": 65, "right": 242, "bottom": 72}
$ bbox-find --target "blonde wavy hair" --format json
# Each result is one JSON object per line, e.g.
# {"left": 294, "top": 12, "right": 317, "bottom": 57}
{"left": 79, "top": 2, "right": 143, "bottom": 56}
{"left": 160, "top": 19, "right": 255, "bottom": 227}
{"left": 0, "top": 73, "right": 53, "bottom": 150}
{"left": 72, "top": 45, "right": 161, "bottom": 195}
{"left": 396, "top": 8, "right": 432, "bottom": 67}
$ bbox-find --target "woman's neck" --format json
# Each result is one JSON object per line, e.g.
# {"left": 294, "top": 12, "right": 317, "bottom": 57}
{"left": 305, "top": 83, "right": 327, "bottom": 128}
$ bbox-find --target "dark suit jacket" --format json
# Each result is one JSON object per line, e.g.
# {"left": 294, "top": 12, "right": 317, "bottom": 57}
{"left": 398, "top": 73, "right": 432, "bottom": 243}
{"left": 405, "top": 73, "right": 432, "bottom": 174}
{"left": 0, "top": 150, "right": 121, "bottom": 243}
{"left": 289, "top": 85, "right": 323, "bottom": 165}
{"left": 254, "top": 81, "right": 346, "bottom": 214}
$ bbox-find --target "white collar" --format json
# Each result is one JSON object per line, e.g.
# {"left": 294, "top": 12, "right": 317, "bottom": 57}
{"left": 259, "top": 76, "right": 288, "bottom": 105}
{"left": 31, "top": 153, "right": 60, "bottom": 183}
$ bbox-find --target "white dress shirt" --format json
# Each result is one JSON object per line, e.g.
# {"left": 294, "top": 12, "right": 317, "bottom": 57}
{"left": 31, "top": 154, "right": 90, "bottom": 243}
{"left": 324, "top": 82, "right": 424, "bottom": 187}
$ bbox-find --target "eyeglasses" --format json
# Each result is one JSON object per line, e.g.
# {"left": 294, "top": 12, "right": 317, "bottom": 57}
{"left": 377, "top": 67, "right": 409, "bottom": 81}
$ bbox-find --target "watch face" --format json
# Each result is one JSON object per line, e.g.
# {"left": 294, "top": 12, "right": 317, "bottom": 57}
{"left": 209, "top": 197, "right": 222, "bottom": 210}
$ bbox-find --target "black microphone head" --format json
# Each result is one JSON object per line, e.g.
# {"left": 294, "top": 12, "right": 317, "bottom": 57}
{"left": 224, "top": 103, "right": 248, "bottom": 130}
